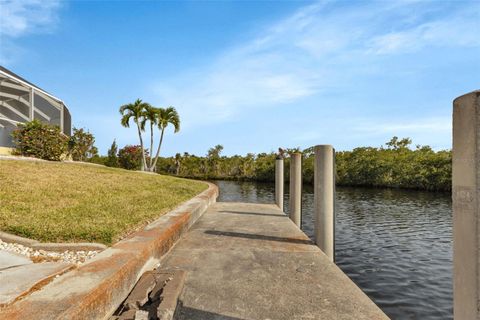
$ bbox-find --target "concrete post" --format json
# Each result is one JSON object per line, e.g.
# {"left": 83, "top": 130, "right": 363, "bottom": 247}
{"left": 453, "top": 90, "right": 480, "bottom": 320}
{"left": 314, "top": 145, "right": 335, "bottom": 262}
{"left": 289, "top": 153, "right": 302, "bottom": 227}
{"left": 275, "top": 156, "right": 284, "bottom": 211}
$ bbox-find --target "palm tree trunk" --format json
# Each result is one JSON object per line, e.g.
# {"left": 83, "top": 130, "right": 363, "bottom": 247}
{"left": 176, "top": 162, "right": 180, "bottom": 175}
{"left": 151, "top": 127, "right": 165, "bottom": 172}
{"left": 135, "top": 120, "right": 147, "bottom": 171}
{"left": 149, "top": 122, "right": 154, "bottom": 171}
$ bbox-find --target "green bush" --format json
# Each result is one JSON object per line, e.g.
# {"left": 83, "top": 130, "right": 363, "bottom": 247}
{"left": 118, "top": 145, "right": 143, "bottom": 170}
{"left": 12, "top": 120, "right": 68, "bottom": 161}
{"left": 105, "top": 139, "right": 119, "bottom": 167}
{"left": 87, "top": 155, "right": 108, "bottom": 166}
{"left": 68, "top": 127, "right": 97, "bottom": 161}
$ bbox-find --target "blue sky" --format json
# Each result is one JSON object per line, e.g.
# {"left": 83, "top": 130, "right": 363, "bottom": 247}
{"left": 1, "top": 0, "right": 479, "bottom": 156}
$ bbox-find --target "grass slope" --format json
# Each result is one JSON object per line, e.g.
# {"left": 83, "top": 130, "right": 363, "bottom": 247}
{"left": 0, "top": 160, "right": 207, "bottom": 245}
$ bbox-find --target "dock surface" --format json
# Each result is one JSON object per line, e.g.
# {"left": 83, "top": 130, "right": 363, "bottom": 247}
{"left": 161, "top": 202, "right": 388, "bottom": 320}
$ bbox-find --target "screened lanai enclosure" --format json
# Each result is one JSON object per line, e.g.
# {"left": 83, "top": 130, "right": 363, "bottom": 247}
{"left": 0, "top": 66, "right": 71, "bottom": 150}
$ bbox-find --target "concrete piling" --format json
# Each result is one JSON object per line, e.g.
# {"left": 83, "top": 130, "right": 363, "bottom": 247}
{"left": 275, "top": 156, "right": 284, "bottom": 211}
{"left": 452, "top": 90, "right": 480, "bottom": 320}
{"left": 314, "top": 145, "right": 335, "bottom": 262}
{"left": 289, "top": 153, "right": 302, "bottom": 227}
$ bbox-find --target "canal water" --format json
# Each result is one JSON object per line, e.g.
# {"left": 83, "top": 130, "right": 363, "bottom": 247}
{"left": 213, "top": 180, "right": 452, "bottom": 320}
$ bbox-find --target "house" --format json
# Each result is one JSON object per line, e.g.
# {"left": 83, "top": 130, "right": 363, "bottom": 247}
{"left": 0, "top": 66, "right": 71, "bottom": 155}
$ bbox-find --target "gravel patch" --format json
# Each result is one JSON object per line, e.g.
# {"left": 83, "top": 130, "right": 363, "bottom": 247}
{"left": 0, "top": 239, "right": 98, "bottom": 265}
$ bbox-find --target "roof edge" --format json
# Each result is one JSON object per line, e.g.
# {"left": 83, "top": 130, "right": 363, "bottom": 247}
{"left": 0, "top": 66, "right": 67, "bottom": 107}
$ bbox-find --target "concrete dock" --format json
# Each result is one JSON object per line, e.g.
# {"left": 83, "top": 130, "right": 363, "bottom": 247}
{"left": 0, "top": 184, "right": 389, "bottom": 319}
{"left": 162, "top": 202, "right": 388, "bottom": 320}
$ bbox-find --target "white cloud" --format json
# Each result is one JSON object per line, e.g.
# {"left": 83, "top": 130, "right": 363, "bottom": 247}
{"left": 354, "top": 117, "right": 451, "bottom": 135}
{"left": 369, "top": 9, "right": 480, "bottom": 54}
{"left": 285, "top": 115, "right": 452, "bottom": 150}
{"left": 152, "top": 0, "right": 479, "bottom": 129}
{"left": 0, "top": 0, "right": 61, "bottom": 37}
{"left": 0, "top": 0, "right": 62, "bottom": 64}
{"left": 347, "top": 116, "right": 453, "bottom": 150}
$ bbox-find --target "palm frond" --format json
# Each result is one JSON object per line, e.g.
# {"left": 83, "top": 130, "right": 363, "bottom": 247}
{"left": 144, "top": 104, "right": 159, "bottom": 123}
{"left": 157, "top": 106, "right": 180, "bottom": 133}
{"left": 120, "top": 114, "right": 132, "bottom": 128}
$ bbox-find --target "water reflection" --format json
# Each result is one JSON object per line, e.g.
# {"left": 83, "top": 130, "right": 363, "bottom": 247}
{"left": 213, "top": 180, "right": 452, "bottom": 320}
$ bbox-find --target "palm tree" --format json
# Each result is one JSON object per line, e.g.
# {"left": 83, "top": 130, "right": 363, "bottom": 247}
{"left": 119, "top": 99, "right": 149, "bottom": 170}
{"left": 142, "top": 104, "right": 160, "bottom": 170}
{"left": 207, "top": 144, "right": 224, "bottom": 176}
{"left": 150, "top": 107, "right": 180, "bottom": 171}
{"left": 174, "top": 153, "right": 182, "bottom": 175}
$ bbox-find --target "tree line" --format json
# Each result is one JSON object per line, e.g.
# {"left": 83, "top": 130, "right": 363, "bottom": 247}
{"left": 151, "top": 137, "right": 451, "bottom": 192}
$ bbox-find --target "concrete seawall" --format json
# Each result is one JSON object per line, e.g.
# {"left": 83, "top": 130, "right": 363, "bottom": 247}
{"left": 0, "top": 182, "right": 218, "bottom": 320}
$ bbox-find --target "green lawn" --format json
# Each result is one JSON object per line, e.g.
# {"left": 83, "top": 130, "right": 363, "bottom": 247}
{"left": 0, "top": 160, "right": 208, "bottom": 245}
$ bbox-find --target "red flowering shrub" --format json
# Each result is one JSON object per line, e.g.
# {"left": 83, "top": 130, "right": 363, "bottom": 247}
{"left": 118, "top": 145, "right": 143, "bottom": 170}
{"left": 12, "top": 120, "right": 68, "bottom": 161}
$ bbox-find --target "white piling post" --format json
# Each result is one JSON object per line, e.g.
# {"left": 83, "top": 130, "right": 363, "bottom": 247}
{"left": 453, "top": 90, "right": 480, "bottom": 320}
{"left": 289, "top": 153, "right": 302, "bottom": 227}
{"left": 314, "top": 145, "right": 335, "bottom": 262}
{"left": 275, "top": 156, "right": 284, "bottom": 211}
